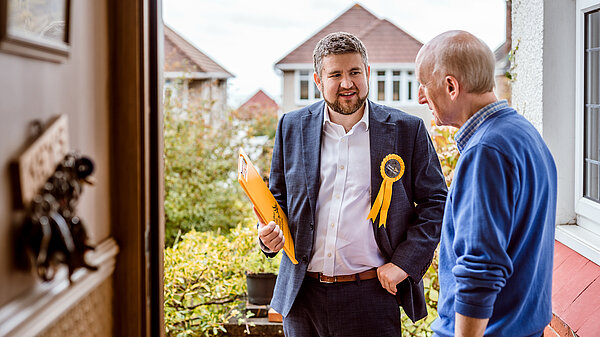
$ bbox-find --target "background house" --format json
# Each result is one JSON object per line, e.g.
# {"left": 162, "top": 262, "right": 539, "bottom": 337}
{"left": 235, "top": 89, "right": 280, "bottom": 120}
{"left": 274, "top": 3, "right": 433, "bottom": 127}
{"left": 512, "top": 1, "right": 600, "bottom": 336}
{"left": 164, "top": 25, "right": 233, "bottom": 122}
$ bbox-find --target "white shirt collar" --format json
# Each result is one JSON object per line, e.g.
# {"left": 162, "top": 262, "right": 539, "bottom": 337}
{"left": 322, "top": 100, "right": 370, "bottom": 132}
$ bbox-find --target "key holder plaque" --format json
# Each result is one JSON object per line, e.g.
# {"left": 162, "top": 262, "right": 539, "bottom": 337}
{"left": 11, "top": 115, "right": 97, "bottom": 283}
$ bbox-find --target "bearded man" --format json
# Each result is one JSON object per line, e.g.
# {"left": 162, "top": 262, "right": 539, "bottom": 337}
{"left": 255, "top": 32, "right": 447, "bottom": 337}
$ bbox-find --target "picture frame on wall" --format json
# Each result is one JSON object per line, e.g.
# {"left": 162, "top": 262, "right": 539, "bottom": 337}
{"left": 0, "top": 0, "right": 70, "bottom": 63}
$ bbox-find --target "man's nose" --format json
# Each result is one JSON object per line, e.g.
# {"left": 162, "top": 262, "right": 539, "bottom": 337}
{"left": 340, "top": 75, "right": 353, "bottom": 89}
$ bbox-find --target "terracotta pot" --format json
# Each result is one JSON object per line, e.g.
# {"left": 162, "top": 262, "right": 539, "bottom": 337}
{"left": 246, "top": 272, "right": 277, "bottom": 305}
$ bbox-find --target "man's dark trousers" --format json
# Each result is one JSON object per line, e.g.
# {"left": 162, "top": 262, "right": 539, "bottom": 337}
{"left": 283, "top": 276, "right": 401, "bottom": 337}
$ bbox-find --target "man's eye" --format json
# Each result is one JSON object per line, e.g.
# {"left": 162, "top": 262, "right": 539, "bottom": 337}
{"left": 351, "top": 71, "right": 360, "bottom": 75}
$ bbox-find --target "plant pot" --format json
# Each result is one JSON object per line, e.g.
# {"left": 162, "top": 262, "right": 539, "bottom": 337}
{"left": 246, "top": 272, "right": 277, "bottom": 305}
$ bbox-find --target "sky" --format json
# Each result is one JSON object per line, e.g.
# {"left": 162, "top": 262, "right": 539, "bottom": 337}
{"left": 163, "top": 0, "right": 507, "bottom": 107}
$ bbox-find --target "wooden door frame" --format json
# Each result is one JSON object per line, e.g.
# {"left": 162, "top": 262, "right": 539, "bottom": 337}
{"left": 109, "top": 0, "right": 164, "bottom": 335}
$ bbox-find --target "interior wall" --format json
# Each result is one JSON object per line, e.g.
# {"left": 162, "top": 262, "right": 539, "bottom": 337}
{"left": 0, "top": 0, "right": 110, "bottom": 306}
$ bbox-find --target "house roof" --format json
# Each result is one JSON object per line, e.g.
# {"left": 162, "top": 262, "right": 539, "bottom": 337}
{"left": 164, "top": 25, "right": 233, "bottom": 79}
{"left": 235, "top": 90, "right": 279, "bottom": 120}
{"left": 275, "top": 3, "right": 423, "bottom": 68}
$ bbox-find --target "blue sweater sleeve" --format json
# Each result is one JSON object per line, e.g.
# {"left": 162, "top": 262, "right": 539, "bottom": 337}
{"left": 451, "top": 145, "right": 517, "bottom": 319}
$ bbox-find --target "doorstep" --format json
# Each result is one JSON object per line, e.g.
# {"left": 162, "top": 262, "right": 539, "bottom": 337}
{"left": 220, "top": 303, "right": 284, "bottom": 336}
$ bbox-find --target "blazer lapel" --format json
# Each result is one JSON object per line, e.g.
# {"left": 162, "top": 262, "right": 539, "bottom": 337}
{"left": 369, "top": 101, "right": 397, "bottom": 204}
{"left": 301, "top": 102, "right": 324, "bottom": 220}
{"left": 369, "top": 101, "right": 397, "bottom": 250}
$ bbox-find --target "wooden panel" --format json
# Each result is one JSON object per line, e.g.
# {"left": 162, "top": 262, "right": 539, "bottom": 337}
{"left": 0, "top": 238, "right": 118, "bottom": 337}
{"left": 109, "top": 0, "right": 164, "bottom": 335}
{"left": 38, "top": 278, "right": 113, "bottom": 337}
{"left": 11, "top": 115, "right": 69, "bottom": 209}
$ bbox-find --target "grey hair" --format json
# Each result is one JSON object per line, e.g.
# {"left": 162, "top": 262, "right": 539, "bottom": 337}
{"left": 418, "top": 30, "right": 496, "bottom": 93}
{"left": 313, "top": 32, "right": 368, "bottom": 79}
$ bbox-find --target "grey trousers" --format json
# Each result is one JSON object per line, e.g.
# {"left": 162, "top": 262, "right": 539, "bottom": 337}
{"left": 283, "top": 276, "right": 401, "bottom": 337}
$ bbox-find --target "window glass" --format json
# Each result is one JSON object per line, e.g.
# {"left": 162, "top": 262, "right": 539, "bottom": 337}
{"left": 377, "top": 70, "right": 386, "bottom": 101}
{"left": 392, "top": 70, "right": 401, "bottom": 101}
{"left": 407, "top": 71, "right": 415, "bottom": 101}
{"left": 300, "top": 80, "right": 309, "bottom": 100}
{"left": 584, "top": 9, "right": 600, "bottom": 202}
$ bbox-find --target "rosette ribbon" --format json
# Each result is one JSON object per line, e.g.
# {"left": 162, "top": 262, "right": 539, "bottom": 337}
{"left": 367, "top": 154, "right": 405, "bottom": 227}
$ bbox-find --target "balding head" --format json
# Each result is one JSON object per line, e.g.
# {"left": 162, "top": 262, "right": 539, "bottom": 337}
{"left": 416, "top": 30, "right": 496, "bottom": 94}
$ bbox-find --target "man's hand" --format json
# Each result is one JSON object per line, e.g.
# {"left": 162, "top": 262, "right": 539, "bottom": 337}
{"left": 377, "top": 263, "right": 409, "bottom": 295}
{"left": 455, "top": 313, "right": 488, "bottom": 337}
{"left": 254, "top": 206, "right": 285, "bottom": 253}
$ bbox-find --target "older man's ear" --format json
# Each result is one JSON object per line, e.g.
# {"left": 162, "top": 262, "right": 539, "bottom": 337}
{"left": 445, "top": 75, "right": 460, "bottom": 100}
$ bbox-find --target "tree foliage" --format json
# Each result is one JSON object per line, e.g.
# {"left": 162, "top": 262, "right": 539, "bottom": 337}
{"left": 163, "top": 100, "right": 252, "bottom": 246}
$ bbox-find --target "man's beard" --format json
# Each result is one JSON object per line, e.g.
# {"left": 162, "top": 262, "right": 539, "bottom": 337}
{"left": 324, "top": 88, "right": 369, "bottom": 115}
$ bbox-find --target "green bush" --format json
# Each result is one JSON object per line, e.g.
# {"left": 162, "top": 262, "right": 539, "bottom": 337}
{"left": 163, "top": 101, "right": 252, "bottom": 246}
{"left": 164, "top": 222, "right": 281, "bottom": 336}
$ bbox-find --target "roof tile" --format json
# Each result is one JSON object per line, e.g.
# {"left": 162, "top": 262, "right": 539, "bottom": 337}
{"left": 275, "top": 4, "right": 422, "bottom": 66}
{"left": 164, "top": 25, "right": 233, "bottom": 77}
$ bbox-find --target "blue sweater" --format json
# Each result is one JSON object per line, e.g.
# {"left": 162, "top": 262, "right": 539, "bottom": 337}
{"left": 432, "top": 104, "right": 557, "bottom": 337}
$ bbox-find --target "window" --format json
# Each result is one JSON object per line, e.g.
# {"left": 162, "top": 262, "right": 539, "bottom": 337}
{"left": 370, "top": 69, "right": 417, "bottom": 105}
{"left": 296, "top": 70, "right": 321, "bottom": 103}
{"left": 576, "top": 1, "right": 600, "bottom": 225}
{"left": 560, "top": 0, "right": 600, "bottom": 266}
{"left": 392, "top": 71, "right": 401, "bottom": 101}
{"left": 584, "top": 8, "right": 600, "bottom": 203}
{"left": 406, "top": 71, "right": 415, "bottom": 101}
{"left": 377, "top": 71, "right": 386, "bottom": 101}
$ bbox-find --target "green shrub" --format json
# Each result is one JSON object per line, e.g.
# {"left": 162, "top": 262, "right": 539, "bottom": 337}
{"left": 429, "top": 123, "right": 459, "bottom": 187}
{"left": 163, "top": 101, "right": 251, "bottom": 246}
{"left": 164, "top": 222, "right": 281, "bottom": 336}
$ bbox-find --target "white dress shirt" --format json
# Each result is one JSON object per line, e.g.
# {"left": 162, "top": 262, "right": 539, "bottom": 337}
{"left": 307, "top": 102, "right": 386, "bottom": 276}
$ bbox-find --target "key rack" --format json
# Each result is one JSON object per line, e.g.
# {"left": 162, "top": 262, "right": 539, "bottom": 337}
{"left": 12, "top": 115, "right": 97, "bottom": 282}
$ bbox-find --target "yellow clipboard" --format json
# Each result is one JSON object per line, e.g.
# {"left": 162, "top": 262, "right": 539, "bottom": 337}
{"left": 237, "top": 148, "right": 298, "bottom": 264}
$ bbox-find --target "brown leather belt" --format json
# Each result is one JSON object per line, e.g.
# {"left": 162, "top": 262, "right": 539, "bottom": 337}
{"left": 306, "top": 268, "right": 378, "bottom": 283}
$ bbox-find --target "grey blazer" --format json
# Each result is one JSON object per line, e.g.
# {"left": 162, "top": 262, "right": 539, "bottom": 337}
{"left": 266, "top": 100, "right": 447, "bottom": 322}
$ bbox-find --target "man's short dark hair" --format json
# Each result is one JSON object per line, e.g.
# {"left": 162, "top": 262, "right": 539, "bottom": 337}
{"left": 313, "top": 32, "right": 368, "bottom": 79}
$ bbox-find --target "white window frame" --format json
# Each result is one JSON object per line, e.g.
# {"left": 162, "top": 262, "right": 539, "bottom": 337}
{"left": 558, "top": 0, "right": 600, "bottom": 266}
{"left": 368, "top": 65, "right": 419, "bottom": 106}
{"left": 295, "top": 69, "right": 320, "bottom": 105}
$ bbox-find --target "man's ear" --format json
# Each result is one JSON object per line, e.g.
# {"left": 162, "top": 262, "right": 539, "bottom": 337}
{"left": 313, "top": 72, "right": 322, "bottom": 89}
{"left": 444, "top": 75, "right": 460, "bottom": 100}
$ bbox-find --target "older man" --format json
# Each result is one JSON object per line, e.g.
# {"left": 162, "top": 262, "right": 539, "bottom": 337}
{"left": 416, "top": 30, "right": 557, "bottom": 337}
{"left": 256, "top": 32, "right": 447, "bottom": 337}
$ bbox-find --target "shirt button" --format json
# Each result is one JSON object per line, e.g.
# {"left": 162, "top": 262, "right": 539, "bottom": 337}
{"left": 340, "top": 165, "right": 345, "bottom": 170}
{"left": 335, "top": 193, "right": 340, "bottom": 199}
{"left": 330, "top": 223, "right": 335, "bottom": 228}
{"left": 327, "top": 253, "right": 332, "bottom": 257}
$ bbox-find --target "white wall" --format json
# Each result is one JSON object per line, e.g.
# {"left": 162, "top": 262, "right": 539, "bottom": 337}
{"left": 512, "top": 0, "right": 576, "bottom": 224}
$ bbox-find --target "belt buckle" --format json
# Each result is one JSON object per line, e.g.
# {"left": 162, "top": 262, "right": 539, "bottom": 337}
{"left": 319, "top": 274, "right": 334, "bottom": 283}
